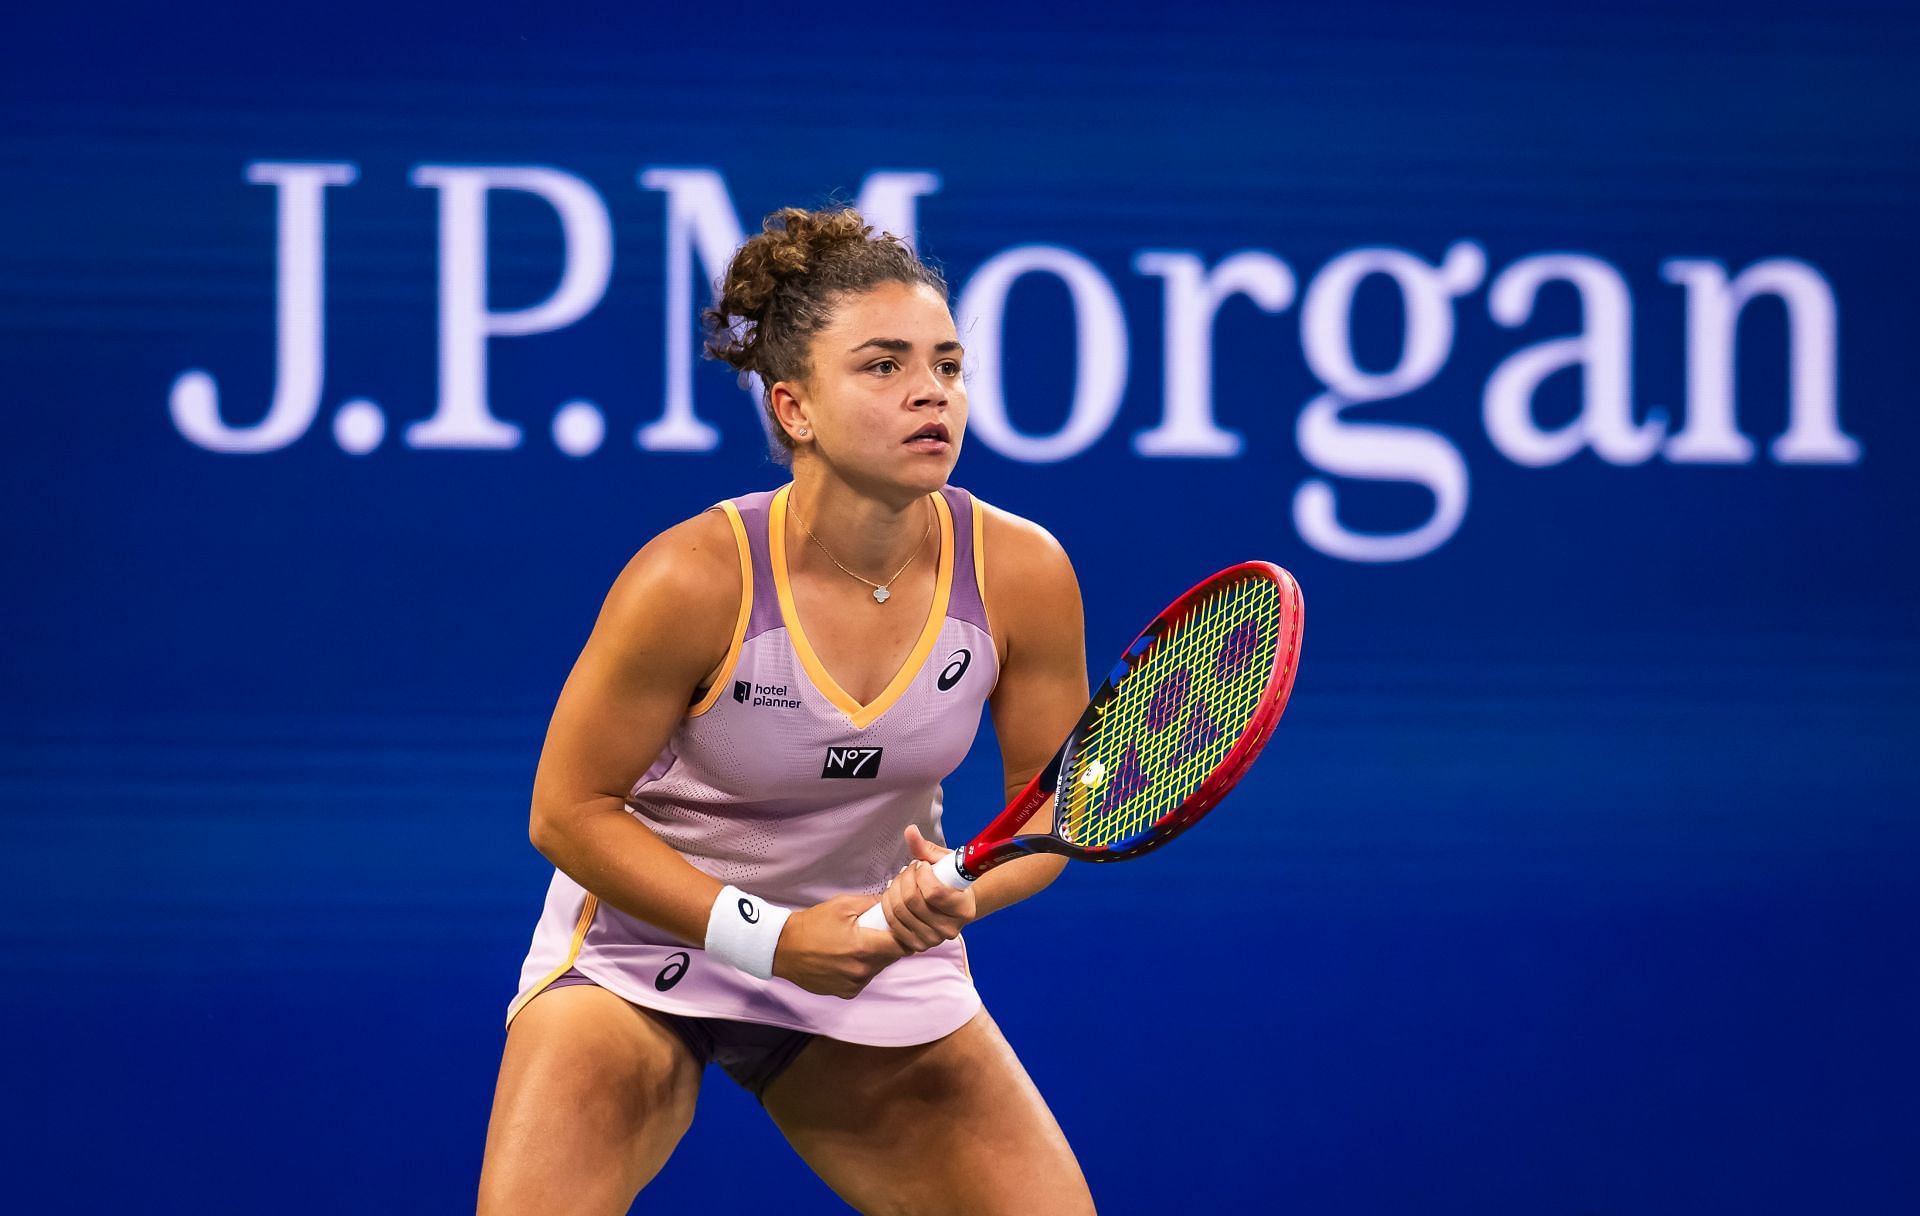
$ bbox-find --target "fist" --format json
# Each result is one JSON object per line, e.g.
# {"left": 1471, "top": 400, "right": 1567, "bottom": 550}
{"left": 873, "top": 825, "right": 977, "bottom": 954}
{"left": 772, "top": 895, "right": 904, "bottom": 999}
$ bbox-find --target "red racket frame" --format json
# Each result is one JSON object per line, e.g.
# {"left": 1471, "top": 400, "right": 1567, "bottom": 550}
{"left": 947, "top": 560, "right": 1304, "bottom": 880}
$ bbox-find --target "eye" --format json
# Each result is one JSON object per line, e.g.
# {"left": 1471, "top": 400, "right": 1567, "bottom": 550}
{"left": 936, "top": 360, "right": 962, "bottom": 377}
{"left": 869, "top": 358, "right": 898, "bottom": 375}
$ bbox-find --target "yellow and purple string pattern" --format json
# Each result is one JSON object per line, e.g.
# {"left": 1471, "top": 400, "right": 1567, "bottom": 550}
{"left": 1056, "top": 575, "right": 1286, "bottom": 850}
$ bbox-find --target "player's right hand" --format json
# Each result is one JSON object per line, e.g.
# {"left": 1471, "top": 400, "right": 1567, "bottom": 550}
{"left": 771, "top": 894, "right": 906, "bottom": 999}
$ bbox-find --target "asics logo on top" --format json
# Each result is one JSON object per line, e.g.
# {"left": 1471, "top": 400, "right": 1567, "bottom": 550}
{"left": 937, "top": 648, "right": 972, "bottom": 691}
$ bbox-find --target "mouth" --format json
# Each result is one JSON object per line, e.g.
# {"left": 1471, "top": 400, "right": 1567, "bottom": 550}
{"left": 903, "top": 421, "right": 951, "bottom": 451}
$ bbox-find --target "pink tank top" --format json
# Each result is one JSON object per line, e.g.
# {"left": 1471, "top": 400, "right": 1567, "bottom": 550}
{"left": 506, "top": 483, "right": 999, "bottom": 1045}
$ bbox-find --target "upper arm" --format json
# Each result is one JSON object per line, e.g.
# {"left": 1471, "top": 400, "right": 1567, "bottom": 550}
{"left": 529, "top": 509, "right": 741, "bottom": 843}
{"left": 981, "top": 506, "right": 1089, "bottom": 806}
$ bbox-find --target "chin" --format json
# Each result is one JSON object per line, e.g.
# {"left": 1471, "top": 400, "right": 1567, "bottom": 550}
{"left": 883, "top": 443, "right": 967, "bottom": 491}
{"left": 850, "top": 456, "right": 954, "bottom": 505}
{"left": 905, "top": 448, "right": 961, "bottom": 490}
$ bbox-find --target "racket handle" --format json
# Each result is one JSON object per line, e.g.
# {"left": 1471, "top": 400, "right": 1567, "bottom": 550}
{"left": 855, "top": 852, "right": 973, "bottom": 931}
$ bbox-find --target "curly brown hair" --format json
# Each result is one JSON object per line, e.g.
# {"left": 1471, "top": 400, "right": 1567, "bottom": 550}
{"left": 702, "top": 206, "right": 948, "bottom": 456}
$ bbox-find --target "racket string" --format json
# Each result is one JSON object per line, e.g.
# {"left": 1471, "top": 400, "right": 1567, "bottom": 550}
{"left": 1124, "top": 594, "right": 1262, "bottom": 822}
{"left": 1061, "top": 577, "right": 1285, "bottom": 847}
{"left": 1080, "top": 597, "right": 1242, "bottom": 839}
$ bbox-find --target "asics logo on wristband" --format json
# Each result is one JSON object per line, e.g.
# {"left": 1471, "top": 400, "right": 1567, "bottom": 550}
{"left": 937, "top": 648, "right": 972, "bottom": 691}
{"left": 706, "top": 884, "right": 790, "bottom": 981}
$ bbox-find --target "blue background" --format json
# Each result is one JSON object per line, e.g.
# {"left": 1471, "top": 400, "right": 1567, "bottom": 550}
{"left": 3, "top": 3, "right": 1916, "bottom": 1212}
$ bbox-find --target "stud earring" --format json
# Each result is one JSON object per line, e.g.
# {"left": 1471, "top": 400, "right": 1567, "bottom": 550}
{"left": 797, "top": 427, "right": 810, "bottom": 437}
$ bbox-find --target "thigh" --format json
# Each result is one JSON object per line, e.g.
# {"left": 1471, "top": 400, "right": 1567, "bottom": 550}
{"left": 476, "top": 984, "right": 703, "bottom": 1216}
{"left": 761, "top": 1008, "right": 1095, "bottom": 1216}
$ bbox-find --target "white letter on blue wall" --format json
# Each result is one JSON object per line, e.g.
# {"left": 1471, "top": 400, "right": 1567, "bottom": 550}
{"left": 636, "top": 168, "right": 941, "bottom": 452}
{"left": 1660, "top": 258, "right": 1857, "bottom": 464}
{"left": 1131, "top": 250, "right": 1295, "bottom": 457}
{"left": 1295, "top": 243, "right": 1483, "bottom": 562}
{"left": 407, "top": 165, "right": 613, "bottom": 450}
{"left": 1484, "top": 253, "right": 1661, "bottom": 466}
{"left": 170, "top": 161, "right": 357, "bottom": 453}
{"left": 958, "top": 245, "right": 1129, "bottom": 463}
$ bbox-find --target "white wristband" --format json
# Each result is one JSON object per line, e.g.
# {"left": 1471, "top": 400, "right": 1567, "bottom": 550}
{"left": 703, "top": 885, "right": 793, "bottom": 980}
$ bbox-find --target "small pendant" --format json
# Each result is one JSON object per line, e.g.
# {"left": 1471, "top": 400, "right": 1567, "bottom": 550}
{"left": 872, "top": 585, "right": 891, "bottom": 604}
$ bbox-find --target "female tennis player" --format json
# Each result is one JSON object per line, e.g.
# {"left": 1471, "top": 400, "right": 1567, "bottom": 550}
{"left": 476, "top": 207, "right": 1098, "bottom": 1215}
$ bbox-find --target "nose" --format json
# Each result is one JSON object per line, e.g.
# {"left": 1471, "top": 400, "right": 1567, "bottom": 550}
{"left": 909, "top": 362, "right": 947, "bottom": 410}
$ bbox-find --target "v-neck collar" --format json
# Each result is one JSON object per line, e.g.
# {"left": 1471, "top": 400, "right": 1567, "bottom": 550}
{"left": 768, "top": 483, "right": 954, "bottom": 730}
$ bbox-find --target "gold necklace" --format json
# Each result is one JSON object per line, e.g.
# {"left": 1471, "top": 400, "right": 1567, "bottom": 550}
{"left": 793, "top": 494, "right": 934, "bottom": 605}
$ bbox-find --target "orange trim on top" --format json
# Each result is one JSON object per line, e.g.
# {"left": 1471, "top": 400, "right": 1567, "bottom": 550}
{"left": 688, "top": 501, "right": 753, "bottom": 718}
{"left": 769, "top": 484, "right": 954, "bottom": 729}
{"left": 971, "top": 493, "right": 995, "bottom": 645}
{"left": 971, "top": 494, "right": 1003, "bottom": 693}
{"left": 503, "top": 892, "right": 600, "bottom": 1029}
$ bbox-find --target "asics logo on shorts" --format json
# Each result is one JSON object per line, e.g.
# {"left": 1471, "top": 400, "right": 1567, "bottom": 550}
{"left": 655, "top": 951, "right": 690, "bottom": 991}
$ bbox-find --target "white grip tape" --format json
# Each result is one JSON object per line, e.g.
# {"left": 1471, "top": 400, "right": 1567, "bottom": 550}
{"left": 855, "top": 852, "right": 973, "bottom": 931}
{"left": 703, "top": 885, "right": 793, "bottom": 980}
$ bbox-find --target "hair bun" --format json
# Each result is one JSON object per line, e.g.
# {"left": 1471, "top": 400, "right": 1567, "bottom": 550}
{"left": 700, "top": 204, "right": 948, "bottom": 458}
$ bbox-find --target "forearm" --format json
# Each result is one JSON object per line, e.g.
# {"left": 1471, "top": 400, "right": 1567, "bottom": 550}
{"left": 968, "top": 784, "right": 1070, "bottom": 919}
{"left": 530, "top": 799, "right": 725, "bottom": 945}
{"left": 970, "top": 851, "right": 1068, "bottom": 919}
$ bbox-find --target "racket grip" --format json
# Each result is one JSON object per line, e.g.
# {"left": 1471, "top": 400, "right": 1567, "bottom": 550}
{"left": 855, "top": 852, "right": 974, "bottom": 931}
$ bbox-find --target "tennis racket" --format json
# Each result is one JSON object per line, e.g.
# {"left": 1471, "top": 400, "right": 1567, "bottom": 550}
{"left": 857, "top": 560, "right": 1304, "bottom": 929}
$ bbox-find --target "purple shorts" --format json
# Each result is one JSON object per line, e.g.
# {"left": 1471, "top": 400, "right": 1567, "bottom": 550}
{"left": 543, "top": 968, "right": 814, "bottom": 1101}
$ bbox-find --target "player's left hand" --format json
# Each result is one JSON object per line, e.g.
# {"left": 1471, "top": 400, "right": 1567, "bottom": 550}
{"left": 875, "top": 824, "right": 976, "bottom": 954}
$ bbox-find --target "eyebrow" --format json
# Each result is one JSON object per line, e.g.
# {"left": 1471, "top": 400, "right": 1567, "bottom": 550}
{"left": 848, "top": 338, "right": 965, "bottom": 355}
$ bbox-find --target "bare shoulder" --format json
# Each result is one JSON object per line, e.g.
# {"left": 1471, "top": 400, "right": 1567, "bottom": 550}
{"left": 592, "top": 507, "right": 742, "bottom": 678}
{"left": 978, "top": 499, "right": 1079, "bottom": 599}
{"left": 976, "top": 499, "right": 1083, "bottom": 662}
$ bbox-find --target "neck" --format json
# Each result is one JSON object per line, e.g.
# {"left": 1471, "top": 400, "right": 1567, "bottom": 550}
{"left": 787, "top": 468, "right": 935, "bottom": 580}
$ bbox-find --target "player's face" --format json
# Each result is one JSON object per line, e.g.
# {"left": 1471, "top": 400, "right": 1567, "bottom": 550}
{"left": 798, "top": 281, "right": 967, "bottom": 496}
